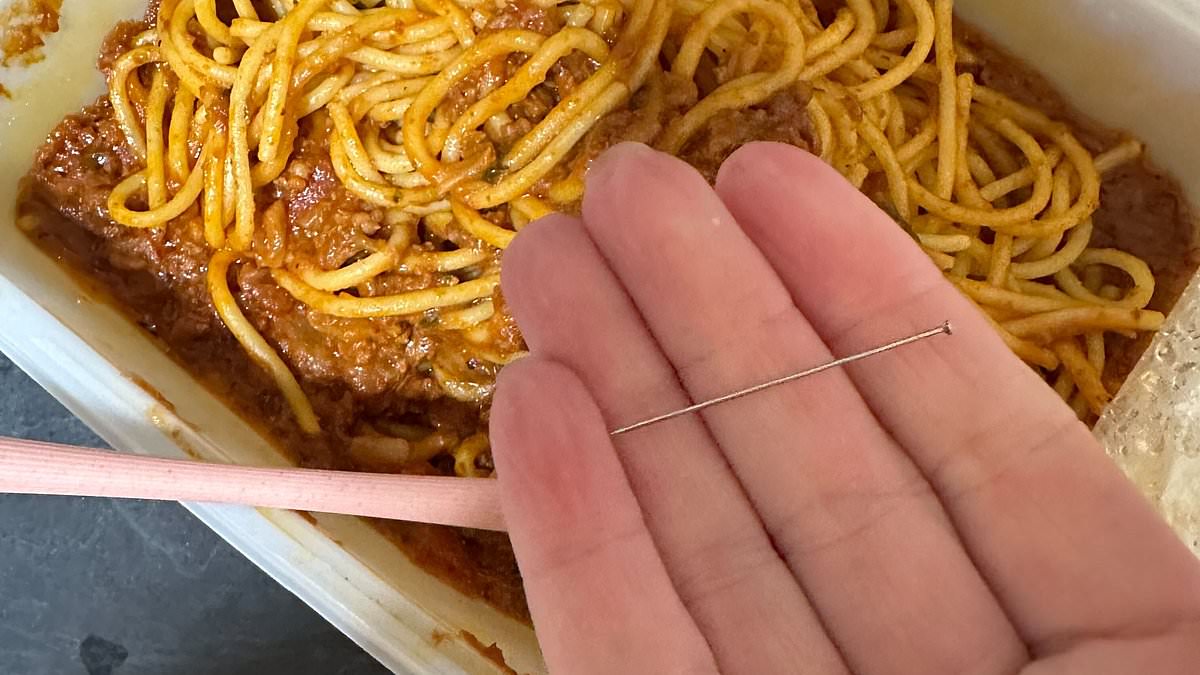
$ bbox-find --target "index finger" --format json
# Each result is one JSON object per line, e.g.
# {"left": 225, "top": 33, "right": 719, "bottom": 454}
{"left": 715, "top": 142, "right": 1200, "bottom": 652}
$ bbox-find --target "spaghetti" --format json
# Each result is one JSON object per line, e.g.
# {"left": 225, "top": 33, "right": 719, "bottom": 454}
{"left": 98, "top": 0, "right": 1166, "bottom": 475}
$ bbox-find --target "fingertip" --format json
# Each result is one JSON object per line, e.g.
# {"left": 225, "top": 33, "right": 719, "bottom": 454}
{"left": 489, "top": 356, "right": 605, "bottom": 486}
{"left": 584, "top": 141, "right": 661, "bottom": 195}
{"left": 504, "top": 213, "right": 579, "bottom": 266}
{"left": 491, "top": 362, "right": 715, "bottom": 675}
{"left": 501, "top": 213, "right": 579, "bottom": 299}
{"left": 583, "top": 142, "right": 711, "bottom": 227}
{"left": 490, "top": 355, "right": 639, "bottom": 550}
{"left": 501, "top": 213, "right": 606, "bottom": 357}
{"left": 489, "top": 355, "right": 571, "bottom": 455}
{"left": 714, "top": 139, "right": 919, "bottom": 279}
{"left": 715, "top": 141, "right": 831, "bottom": 195}
{"left": 490, "top": 357, "right": 579, "bottom": 512}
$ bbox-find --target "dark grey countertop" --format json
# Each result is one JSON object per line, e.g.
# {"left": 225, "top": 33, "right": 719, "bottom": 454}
{"left": 0, "top": 355, "right": 392, "bottom": 674}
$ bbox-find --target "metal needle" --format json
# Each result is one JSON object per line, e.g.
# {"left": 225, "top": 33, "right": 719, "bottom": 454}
{"left": 609, "top": 321, "right": 953, "bottom": 436}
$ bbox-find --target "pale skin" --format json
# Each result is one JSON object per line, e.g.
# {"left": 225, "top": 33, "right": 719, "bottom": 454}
{"left": 489, "top": 142, "right": 1200, "bottom": 674}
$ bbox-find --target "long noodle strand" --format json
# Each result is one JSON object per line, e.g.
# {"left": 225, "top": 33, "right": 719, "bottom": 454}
{"left": 97, "top": 0, "right": 1166, "bottom": 451}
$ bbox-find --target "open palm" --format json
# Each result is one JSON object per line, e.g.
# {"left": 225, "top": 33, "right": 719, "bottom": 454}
{"left": 490, "top": 142, "right": 1200, "bottom": 674}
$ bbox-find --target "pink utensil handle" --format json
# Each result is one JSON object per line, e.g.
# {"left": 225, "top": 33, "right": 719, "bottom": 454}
{"left": 0, "top": 436, "right": 506, "bottom": 531}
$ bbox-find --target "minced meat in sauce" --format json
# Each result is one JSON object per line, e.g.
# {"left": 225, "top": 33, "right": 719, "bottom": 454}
{"left": 15, "top": 8, "right": 1198, "bottom": 626}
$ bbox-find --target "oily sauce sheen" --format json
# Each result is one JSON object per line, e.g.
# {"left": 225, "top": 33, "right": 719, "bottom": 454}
{"left": 17, "top": 3, "right": 1199, "bottom": 624}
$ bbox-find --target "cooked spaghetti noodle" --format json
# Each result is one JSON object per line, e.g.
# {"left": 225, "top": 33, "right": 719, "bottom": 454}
{"left": 96, "top": 0, "right": 1168, "bottom": 475}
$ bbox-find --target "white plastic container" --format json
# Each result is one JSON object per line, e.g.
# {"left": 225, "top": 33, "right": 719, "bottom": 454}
{"left": 0, "top": 3, "right": 543, "bottom": 672}
{"left": 1, "top": 1, "right": 1197, "bottom": 673}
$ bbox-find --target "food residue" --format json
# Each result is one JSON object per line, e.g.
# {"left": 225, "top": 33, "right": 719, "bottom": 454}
{"left": 128, "top": 373, "right": 176, "bottom": 414}
{"left": 147, "top": 404, "right": 203, "bottom": 460}
{"left": 459, "top": 630, "right": 518, "bottom": 675}
{"left": 0, "top": 0, "right": 62, "bottom": 67}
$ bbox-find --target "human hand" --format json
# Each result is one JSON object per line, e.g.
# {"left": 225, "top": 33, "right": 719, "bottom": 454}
{"left": 489, "top": 142, "right": 1200, "bottom": 674}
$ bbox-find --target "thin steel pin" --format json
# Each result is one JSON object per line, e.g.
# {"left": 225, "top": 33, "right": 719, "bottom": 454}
{"left": 609, "top": 321, "right": 953, "bottom": 436}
